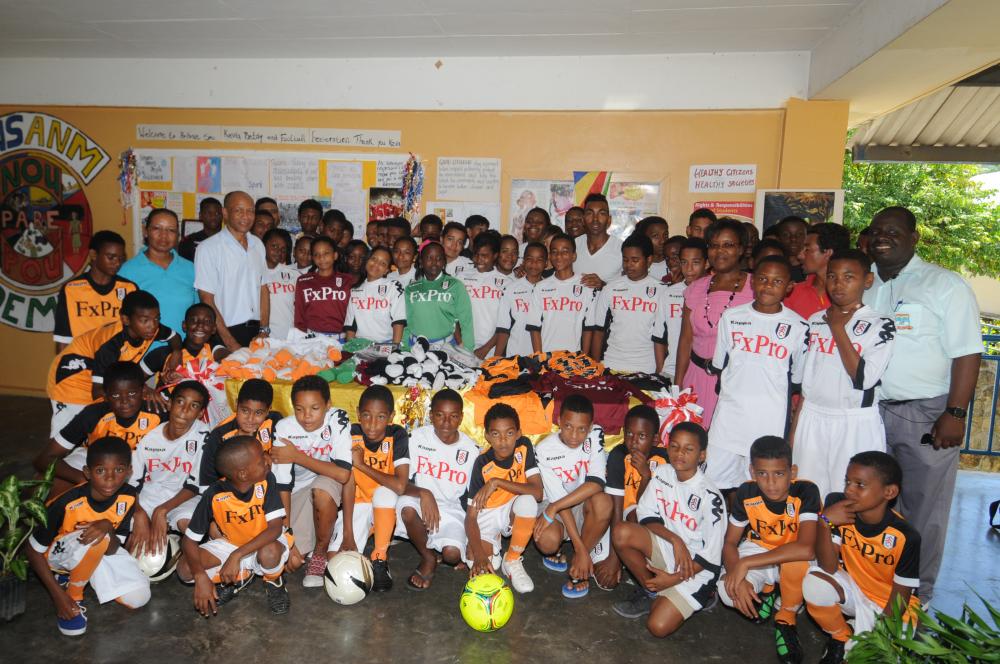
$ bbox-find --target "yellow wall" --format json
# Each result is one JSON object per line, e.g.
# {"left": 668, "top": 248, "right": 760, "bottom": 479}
{"left": 0, "top": 102, "right": 847, "bottom": 396}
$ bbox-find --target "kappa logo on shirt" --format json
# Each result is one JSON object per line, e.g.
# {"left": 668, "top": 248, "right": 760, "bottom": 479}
{"left": 775, "top": 322, "right": 790, "bottom": 339}
{"left": 688, "top": 494, "right": 701, "bottom": 512}
{"left": 456, "top": 449, "right": 469, "bottom": 464}
{"left": 853, "top": 320, "right": 871, "bottom": 336}
{"left": 254, "top": 484, "right": 265, "bottom": 500}
{"left": 883, "top": 533, "right": 896, "bottom": 549}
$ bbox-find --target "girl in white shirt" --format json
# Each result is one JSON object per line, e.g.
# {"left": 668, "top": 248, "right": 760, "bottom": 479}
{"left": 345, "top": 246, "right": 407, "bottom": 344}
{"left": 389, "top": 236, "right": 418, "bottom": 288}
{"left": 261, "top": 228, "right": 297, "bottom": 340}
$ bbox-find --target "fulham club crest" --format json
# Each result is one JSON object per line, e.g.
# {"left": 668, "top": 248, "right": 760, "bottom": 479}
{"left": 321, "top": 425, "right": 332, "bottom": 441}
{"left": 786, "top": 502, "right": 796, "bottom": 517}
{"left": 186, "top": 439, "right": 197, "bottom": 455}
{"left": 259, "top": 429, "right": 270, "bottom": 444}
{"left": 254, "top": 484, "right": 265, "bottom": 500}
{"left": 853, "top": 320, "right": 871, "bottom": 336}
{"left": 583, "top": 439, "right": 592, "bottom": 454}
{"left": 514, "top": 451, "right": 523, "bottom": 464}
{"left": 336, "top": 277, "right": 342, "bottom": 288}
{"left": 442, "top": 279, "right": 450, "bottom": 289}
{"left": 139, "top": 417, "right": 149, "bottom": 429}
{"left": 116, "top": 501, "right": 128, "bottom": 516}
{"left": 378, "top": 284, "right": 388, "bottom": 296}
{"left": 882, "top": 533, "right": 896, "bottom": 549}
{"left": 775, "top": 322, "right": 790, "bottom": 339}
{"left": 688, "top": 495, "right": 701, "bottom": 512}
{"left": 456, "top": 449, "right": 469, "bottom": 464}
{"left": 381, "top": 440, "right": 390, "bottom": 453}
{"left": 495, "top": 277, "right": 506, "bottom": 287}
{"left": 116, "top": 287, "right": 127, "bottom": 300}
{"left": 646, "top": 287, "right": 657, "bottom": 298}
{"left": 573, "top": 285, "right": 583, "bottom": 297}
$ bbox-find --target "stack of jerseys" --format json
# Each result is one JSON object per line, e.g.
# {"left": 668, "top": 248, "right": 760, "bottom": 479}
{"left": 535, "top": 373, "right": 652, "bottom": 435}
{"left": 216, "top": 337, "right": 343, "bottom": 382}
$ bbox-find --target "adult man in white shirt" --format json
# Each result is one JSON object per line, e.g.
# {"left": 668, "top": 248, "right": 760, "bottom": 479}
{"left": 863, "top": 206, "right": 983, "bottom": 603}
{"left": 194, "top": 191, "right": 268, "bottom": 350}
{"left": 575, "top": 193, "right": 622, "bottom": 289}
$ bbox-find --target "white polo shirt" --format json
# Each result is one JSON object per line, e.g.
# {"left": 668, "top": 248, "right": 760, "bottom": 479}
{"left": 193, "top": 226, "right": 267, "bottom": 327}
{"left": 864, "top": 254, "right": 983, "bottom": 401}
{"left": 575, "top": 234, "right": 623, "bottom": 284}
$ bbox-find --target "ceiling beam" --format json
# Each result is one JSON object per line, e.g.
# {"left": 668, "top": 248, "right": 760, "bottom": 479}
{"left": 852, "top": 144, "right": 1000, "bottom": 163}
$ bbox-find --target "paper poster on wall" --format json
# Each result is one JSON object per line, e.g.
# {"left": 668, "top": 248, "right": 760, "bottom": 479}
{"left": 276, "top": 196, "right": 303, "bottom": 232}
{"left": 607, "top": 181, "right": 660, "bottom": 239}
{"left": 689, "top": 164, "right": 757, "bottom": 194}
{"left": 173, "top": 157, "right": 196, "bottom": 192}
{"left": 221, "top": 157, "right": 247, "bottom": 192}
{"left": 424, "top": 201, "right": 502, "bottom": 227}
{"left": 245, "top": 159, "right": 269, "bottom": 197}
{"left": 436, "top": 157, "right": 501, "bottom": 202}
{"left": 694, "top": 201, "right": 755, "bottom": 223}
{"left": 139, "top": 191, "right": 183, "bottom": 219}
{"left": 325, "top": 161, "right": 366, "bottom": 226}
{"left": 196, "top": 157, "right": 221, "bottom": 193}
{"left": 271, "top": 159, "right": 318, "bottom": 198}
{"left": 369, "top": 188, "right": 404, "bottom": 222}
{"left": 138, "top": 154, "right": 171, "bottom": 185}
{"left": 509, "top": 179, "right": 574, "bottom": 238}
{"left": 754, "top": 189, "right": 844, "bottom": 233}
{"left": 375, "top": 159, "right": 406, "bottom": 188}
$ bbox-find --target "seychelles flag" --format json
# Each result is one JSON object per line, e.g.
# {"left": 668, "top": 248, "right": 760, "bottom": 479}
{"left": 573, "top": 171, "right": 611, "bottom": 205}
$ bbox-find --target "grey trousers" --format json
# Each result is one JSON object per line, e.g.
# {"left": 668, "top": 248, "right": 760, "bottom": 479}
{"left": 880, "top": 394, "right": 957, "bottom": 603}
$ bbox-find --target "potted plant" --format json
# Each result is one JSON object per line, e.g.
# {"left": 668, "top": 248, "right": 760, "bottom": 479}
{"left": 0, "top": 464, "right": 54, "bottom": 621}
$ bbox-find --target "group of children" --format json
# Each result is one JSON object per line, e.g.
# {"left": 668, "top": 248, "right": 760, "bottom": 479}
{"left": 30, "top": 196, "right": 919, "bottom": 664}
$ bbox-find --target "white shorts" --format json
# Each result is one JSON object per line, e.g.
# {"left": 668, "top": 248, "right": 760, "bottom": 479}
{"left": 793, "top": 402, "right": 886, "bottom": 499}
{"left": 329, "top": 502, "right": 374, "bottom": 553}
{"left": 394, "top": 495, "right": 467, "bottom": 553}
{"left": 717, "top": 540, "right": 785, "bottom": 607}
{"left": 805, "top": 566, "right": 882, "bottom": 635}
{"left": 475, "top": 502, "right": 517, "bottom": 556}
{"left": 139, "top": 494, "right": 200, "bottom": 532}
{"left": 648, "top": 529, "right": 716, "bottom": 617}
{"left": 201, "top": 533, "right": 291, "bottom": 582}
{"left": 50, "top": 400, "right": 85, "bottom": 439}
{"left": 539, "top": 500, "right": 611, "bottom": 564}
{"left": 705, "top": 446, "right": 750, "bottom": 491}
{"left": 45, "top": 532, "right": 149, "bottom": 605}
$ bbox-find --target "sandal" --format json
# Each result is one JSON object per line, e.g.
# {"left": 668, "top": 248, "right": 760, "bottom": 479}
{"left": 562, "top": 578, "right": 590, "bottom": 599}
{"left": 542, "top": 553, "right": 568, "bottom": 573}
{"left": 406, "top": 569, "right": 434, "bottom": 591}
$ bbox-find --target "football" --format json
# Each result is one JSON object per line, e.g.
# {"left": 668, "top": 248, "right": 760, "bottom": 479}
{"left": 134, "top": 533, "right": 181, "bottom": 582}
{"left": 459, "top": 574, "right": 515, "bottom": 632}
{"left": 323, "top": 551, "right": 374, "bottom": 605}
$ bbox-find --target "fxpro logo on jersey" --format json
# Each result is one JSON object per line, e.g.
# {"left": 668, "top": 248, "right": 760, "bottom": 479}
{"left": 0, "top": 112, "right": 110, "bottom": 332}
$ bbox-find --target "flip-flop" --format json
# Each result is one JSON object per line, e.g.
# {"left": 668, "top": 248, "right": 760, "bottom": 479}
{"left": 591, "top": 573, "right": 616, "bottom": 591}
{"left": 406, "top": 569, "right": 434, "bottom": 591}
{"left": 542, "top": 554, "right": 568, "bottom": 573}
{"left": 562, "top": 578, "right": 590, "bottom": 599}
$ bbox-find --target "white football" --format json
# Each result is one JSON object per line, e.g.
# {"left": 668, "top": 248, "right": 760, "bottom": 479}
{"left": 134, "top": 533, "right": 181, "bottom": 582}
{"left": 323, "top": 551, "right": 374, "bottom": 605}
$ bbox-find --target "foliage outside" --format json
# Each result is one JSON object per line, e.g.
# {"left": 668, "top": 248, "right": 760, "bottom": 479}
{"left": 842, "top": 151, "right": 1000, "bottom": 279}
{"left": 0, "top": 464, "right": 54, "bottom": 581}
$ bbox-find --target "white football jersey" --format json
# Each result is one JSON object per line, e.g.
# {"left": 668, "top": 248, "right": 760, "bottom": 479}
{"left": 663, "top": 280, "right": 687, "bottom": 377}
{"left": 130, "top": 421, "right": 211, "bottom": 515}
{"left": 802, "top": 306, "right": 896, "bottom": 409}
{"left": 636, "top": 464, "right": 726, "bottom": 578}
{"left": 388, "top": 267, "right": 416, "bottom": 289}
{"left": 496, "top": 276, "right": 536, "bottom": 357}
{"left": 534, "top": 425, "right": 607, "bottom": 502}
{"left": 709, "top": 303, "right": 808, "bottom": 455}
{"left": 272, "top": 408, "right": 352, "bottom": 493}
{"left": 407, "top": 425, "right": 480, "bottom": 508}
{"left": 447, "top": 255, "right": 474, "bottom": 279}
{"left": 588, "top": 275, "right": 671, "bottom": 373}
{"left": 344, "top": 277, "right": 406, "bottom": 343}
{"left": 262, "top": 264, "right": 299, "bottom": 340}
{"left": 526, "top": 273, "right": 597, "bottom": 353}
{"left": 649, "top": 261, "right": 668, "bottom": 282}
{"left": 460, "top": 268, "right": 510, "bottom": 347}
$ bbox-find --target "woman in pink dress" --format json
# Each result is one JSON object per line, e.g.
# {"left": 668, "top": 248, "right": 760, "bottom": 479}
{"left": 674, "top": 219, "right": 754, "bottom": 428}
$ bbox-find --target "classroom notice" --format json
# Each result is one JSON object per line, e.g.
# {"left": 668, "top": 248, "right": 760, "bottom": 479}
{"left": 436, "top": 157, "right": 501, "bottom": 202}
{"left": 689, "top": 164, "right": 757, "bottom": 194}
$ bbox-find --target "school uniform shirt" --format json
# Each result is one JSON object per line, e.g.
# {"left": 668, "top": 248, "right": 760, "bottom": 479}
{"left": 824, "top": 492, "right": 921, "bottom": 610}
{"left": 495, "top": 276, "right": 536, "bottom": 357}
{"left": 349, "top": 424, "right": 410, "bottom": 504}
{"left": 534, "top": 426, "right": 607, "bottom": 502}
{"left": 46, "top": 321, "right": 176, "bottom": 405}
{"left": 637, "top": 464, "right": 726, "bottom": 579}
{"left": 129, "top": 421, "right": 211, "bottom": 511}
{"left": 53, "top": 273, "right": 137, "bottom": 345}
{"left": 185, "top": 473, "right": 286, "bottom": 547}
{"left": 587, "top": 275, "right": 671, "bottom": 373}
{"left": 55, "top": 401, "right": 161, "bottom": 453}
{"left": 195, "top": 410, "right": 283, "bottom": 489}
{"left": 193, "top": 227, "right": 267, "bottom": 327}
{"left": 708, "top": 303, "right": 808, "bottom": 456}
{"left": 730, "top": 480, "right": 821, "bottom": 549}
{"left": 462, "top": 439, "right": 540, "bottom": 510}
{"left": 30, "top": 483, "right": 139, "bottom": 554}
{"left": 272, "top": 408, "right": 353, "bottom": 493}
{"left": 388, "top": 267, "right": 416, "bottom": 289}
{"left": 458, "top": 268, "right": 509, "bottom": 348}
{"left": 262, "top": 264, "right": 300, "bottom": 340}
{"left": 575, "top": 234, "right": 623, "bottom": 284}
{"left": 604, "top": 445, "right": 670, "bottom": 512}
{"left": 404, "top": 275, "right": 475, "bottom": 350}
{"left": 526, "top": 273, "right": 597, "bottom": 353}
{"left": 293, "top": 271, "right": 352, "bottom": 334}
{"left": 663, "top": 280, "right": 687, "bottom": 377}
{"left": 446, "top": 255, "right": 475, "bottom": 279}
{"left": 407, "top": 425, "right": 479, "bottom": 508}
{"left": 119, "top": 250, "right": 198, "bottom": 335}
{"left": 344, "top": 277, "right": 406, "bottom": 343}
{"left": 801, "top": 306, "right": 896, "bottom": 409}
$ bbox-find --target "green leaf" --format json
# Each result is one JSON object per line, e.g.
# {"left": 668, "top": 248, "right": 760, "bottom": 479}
{"left": 22, "top": 499, "right": 47, "bottom": 528}
{"left": 8, "top": 557, "right": 27, "bottom": 581}
{"left": 1, "top": 526, "right": 24, "bottom": 553}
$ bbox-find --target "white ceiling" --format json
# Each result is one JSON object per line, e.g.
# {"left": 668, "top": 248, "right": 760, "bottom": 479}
{"left": 0, "top": 0, "right": 864, "bottom": 58}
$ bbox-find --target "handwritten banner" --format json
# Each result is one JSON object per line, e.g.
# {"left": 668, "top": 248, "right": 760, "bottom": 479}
{"left": 137, "top": 124, "right": 402, "bottom": 149}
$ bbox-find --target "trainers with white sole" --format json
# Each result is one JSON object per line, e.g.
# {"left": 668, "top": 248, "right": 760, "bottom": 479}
{"left": 501, "top": 557, "right": 534, "bottom": 594}
{"left": 302, "top": 552, "right": 328, "bottom": 588}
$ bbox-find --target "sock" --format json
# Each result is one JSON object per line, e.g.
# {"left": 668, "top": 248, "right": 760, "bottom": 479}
{"left": 807, "top": 603, "right": 852, "bottom": 642}
{"left": 776, "top": 561, "right": 809, "bottom": 625}
{"left": 505, "top": 516, "right": 536, "bottom": 562}
{"left": 67, "top": 537, "right": 110, "bottom": 602}
{"left": 370, "top": 507, "right": 395, "bottom": 561}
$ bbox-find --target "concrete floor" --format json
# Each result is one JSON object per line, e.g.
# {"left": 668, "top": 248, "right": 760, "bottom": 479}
{"left": 1, "top": 396, "right": 997, "bottom": 663}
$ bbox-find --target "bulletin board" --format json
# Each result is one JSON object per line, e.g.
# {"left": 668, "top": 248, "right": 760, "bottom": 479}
{"left": 130, "top": 148, "right": 418, "bottom": 246}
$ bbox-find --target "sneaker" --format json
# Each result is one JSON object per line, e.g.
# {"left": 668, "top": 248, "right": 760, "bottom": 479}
{"left": 501, "top": 557, "right": 534, "bottom": 594}
{"left": 371, "top": 559, "right": 393, "bottom": 592}
{"left": 302, "top": 552, "right": 328, "bottom": 588}
{"left": 265, "top": 576, "right": 290, "bottom": 615}
{"left": 55, "top": 572, "right": 69, "bottom": 588}
{"left": 216, "top": 573, "right": 256, "bottom": 607}
{"left": 818, "top": 637, "right": 847, "bottom": 664}
{"left": 755, "top": 587, "right": 778, "bottom": 623}
{"left": 613, "top": 586, "right": 655, "bottom": 619}
{"left": 57, "top": 601, "right": 87, "bottom": 636}
{"left": 774, "top": 622, "right": 804, "bottom": 664}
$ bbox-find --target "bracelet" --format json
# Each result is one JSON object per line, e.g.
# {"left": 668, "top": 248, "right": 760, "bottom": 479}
{"left": 818, "top": 513, "right": 832, "bottom": 527}
{"left": 541, "top": 511, "right": 554, "bottom": 524}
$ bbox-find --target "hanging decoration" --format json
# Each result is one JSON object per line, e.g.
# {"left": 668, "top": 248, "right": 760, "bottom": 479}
{"left": 401, "top": 153, "right": 424, "bottom": 222}
{"left": 117, "top": 149, "right": 137, "bottom": 225}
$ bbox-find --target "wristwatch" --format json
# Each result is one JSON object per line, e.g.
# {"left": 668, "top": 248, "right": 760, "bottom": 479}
{"left": 945, "top": 406, "right": 967, "bottom": 419}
